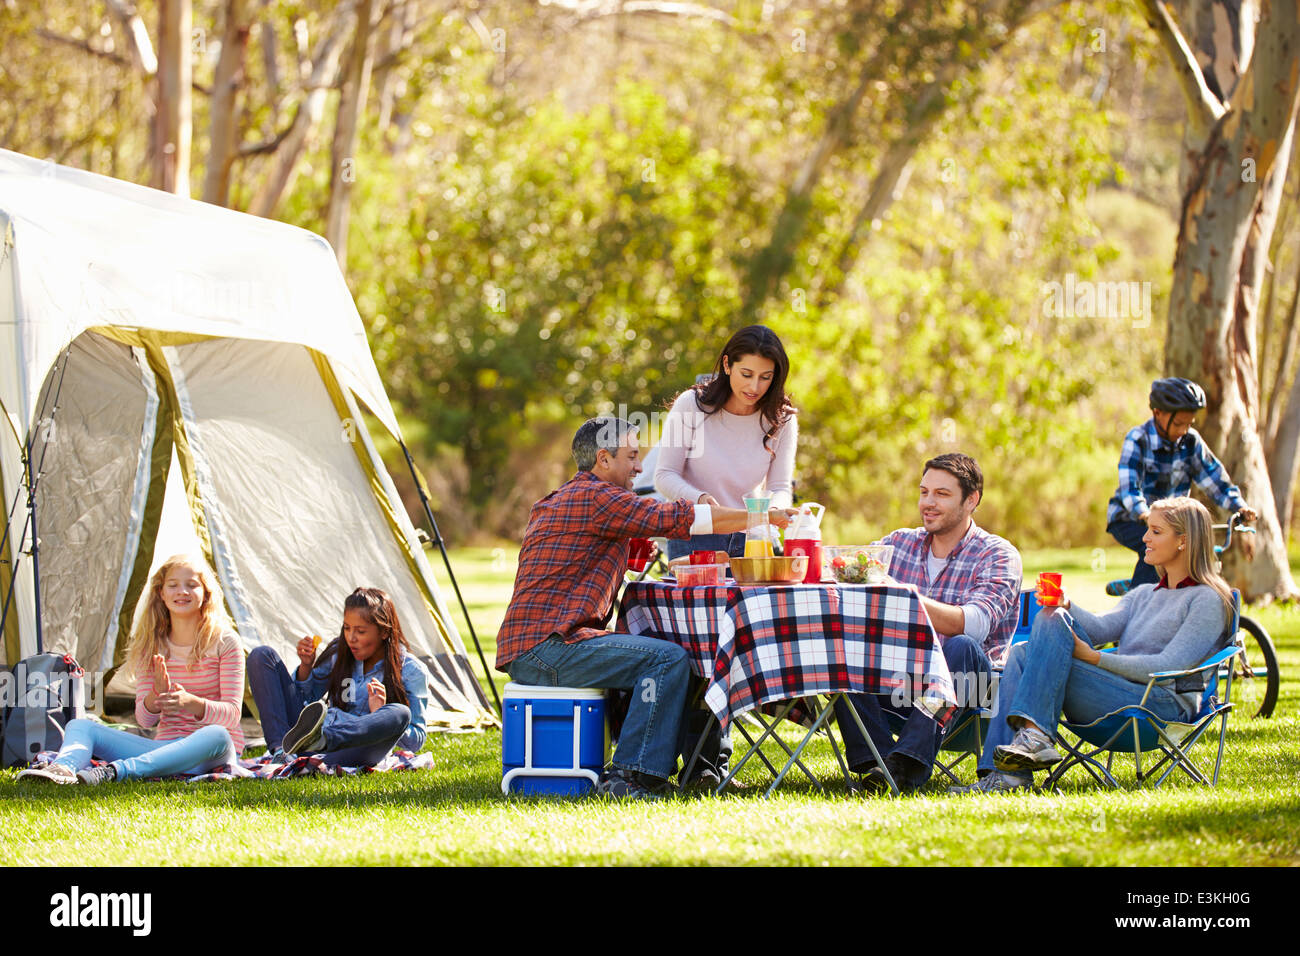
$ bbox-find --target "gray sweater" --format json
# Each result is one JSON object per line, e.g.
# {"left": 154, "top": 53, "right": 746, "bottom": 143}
{"left": 1068, "top": 583, "right": 1231, "bottom": 713}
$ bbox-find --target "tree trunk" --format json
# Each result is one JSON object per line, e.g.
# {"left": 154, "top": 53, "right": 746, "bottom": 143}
{"left": 247, "top": 2, "right": 354, "bottom": 219}
{"left": 154, "top": 0, "right": 192, "bottom": 196}
{"left": 1160, "top": 0, "right": 1300, "bottom": 600}
{"left": 202, "top": 0, "right": 249, "bottom": 206}
{"left": 325, "top": 0, "right": 375, "bottom": 270}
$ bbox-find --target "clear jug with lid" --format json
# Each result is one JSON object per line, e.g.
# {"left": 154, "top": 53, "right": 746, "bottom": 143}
{"left": 743, "top": 494, "right": 774, "bottom": 558}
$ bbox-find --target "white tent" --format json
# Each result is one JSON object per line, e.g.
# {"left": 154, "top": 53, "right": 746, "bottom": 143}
{"left": 0, "top": 148, "right": 493, "bottom": 728}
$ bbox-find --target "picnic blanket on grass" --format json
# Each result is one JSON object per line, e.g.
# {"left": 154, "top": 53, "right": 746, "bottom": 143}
{"left": 31, "top": 749, "right": 434, "bottom": 782}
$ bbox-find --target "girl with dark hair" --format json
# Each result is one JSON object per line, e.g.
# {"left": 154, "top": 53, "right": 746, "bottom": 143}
{"left": 246, "top": 587, "right": 432, "bottom": 766}
{"left": 655, "top": 324, "right": 799, "bottom": 560}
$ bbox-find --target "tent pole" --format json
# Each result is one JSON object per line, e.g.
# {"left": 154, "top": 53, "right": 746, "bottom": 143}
{"left": 399, "top": 441, "right": 501, "bottom": 714}
{"left": 24, "top": 436, "right": 41, "bottom": 655}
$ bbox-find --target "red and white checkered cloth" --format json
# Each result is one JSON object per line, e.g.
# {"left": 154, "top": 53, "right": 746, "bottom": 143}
{"left": 617, "top": 581, "right": 956, "bottom": 729}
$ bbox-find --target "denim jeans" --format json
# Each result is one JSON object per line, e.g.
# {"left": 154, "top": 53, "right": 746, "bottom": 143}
{"left": 246, "top": 645, "right": 411, "bottom": 765}
{"left": 246, "top": 645, "right": 307, "bottom": 751}
{"left": 53, "top": 719, "right": 236, "bottom": 781}
{"left": 507, "top": 633, "right": 690, "bottom": 780}
{"left": 833, "top": 633, "right": 991, "bottom": 786}
{"left": 1107, "top": 518, "right": 1160, "bottom": 588}
{"left": 320, "top": 703, "right": 411, "bottom": 767}
{"left": 665, "top": 532, "right": 747, "bottom": 561}
{"left": 977, "top": 608, "right": 1192, "bottom": 771}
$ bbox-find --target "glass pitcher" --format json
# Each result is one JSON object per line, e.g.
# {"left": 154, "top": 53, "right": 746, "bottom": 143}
{"left": 743, "top": 494, "right": 774, "bottom": 558}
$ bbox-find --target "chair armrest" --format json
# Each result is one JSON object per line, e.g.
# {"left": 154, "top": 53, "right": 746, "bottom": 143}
{"left": 1148, "top": 646, "right": 1240, "bottom": 681}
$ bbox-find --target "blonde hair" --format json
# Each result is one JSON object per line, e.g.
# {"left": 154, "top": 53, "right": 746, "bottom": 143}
{"left": 1147, "top": 497, "right": 1235, "bottom": 622}
{"left": 126, "top": 554, "right": 234, "bottom": 677}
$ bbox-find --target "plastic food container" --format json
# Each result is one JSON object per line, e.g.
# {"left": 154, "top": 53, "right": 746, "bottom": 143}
{"left": 826, "top": 545, "right": 893, "bottom": 584}
{"left": 674, "top": 563, "right": 726, "bottom": 587}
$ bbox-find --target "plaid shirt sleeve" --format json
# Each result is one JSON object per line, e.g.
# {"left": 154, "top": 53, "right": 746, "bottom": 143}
{"left": 1188, "top": 432, "right": 1248, "bottom": 513}
{"left": 960, "top": 537, "right": 1022, "bottom": 656}
{"left": 1116, "top": 425, "right": 1150, "bottom": 518}
{"left": 590, "top": 483, "right": 698, "bottom": 538}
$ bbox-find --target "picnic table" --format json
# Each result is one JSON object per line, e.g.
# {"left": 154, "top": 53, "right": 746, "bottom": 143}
{"left": 617, "top": 579, "right": 957, "bottom": 796}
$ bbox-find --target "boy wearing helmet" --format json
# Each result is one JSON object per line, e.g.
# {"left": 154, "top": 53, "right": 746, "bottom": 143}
{"left": 1105, "top": 378, "right": 1257, "bottom": 595}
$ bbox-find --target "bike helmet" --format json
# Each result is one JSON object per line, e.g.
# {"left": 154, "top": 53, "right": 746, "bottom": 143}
{"left": 1149, "top": 377, "right": 1206, "bottom": 412}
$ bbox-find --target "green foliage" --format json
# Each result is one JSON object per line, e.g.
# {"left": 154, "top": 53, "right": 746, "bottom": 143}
{"left": 366, "top": 81, "right": 761, "bottom": 512}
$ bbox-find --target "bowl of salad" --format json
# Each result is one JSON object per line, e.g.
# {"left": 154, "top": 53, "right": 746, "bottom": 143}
{"left": 826, "top": 545, "right": 893, "bottom": 584}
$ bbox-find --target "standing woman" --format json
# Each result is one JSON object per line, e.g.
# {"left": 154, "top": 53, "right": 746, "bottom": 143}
{"left": 655, "top": 325, "right": 798, "bottom": 561}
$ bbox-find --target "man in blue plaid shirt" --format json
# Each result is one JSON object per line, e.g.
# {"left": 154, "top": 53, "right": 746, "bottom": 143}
{"left": 1106, "top": 378, "right": 1256, "bottom": 594}
{"left": 834, "top": 453, "right": 1022, "bottom": 794}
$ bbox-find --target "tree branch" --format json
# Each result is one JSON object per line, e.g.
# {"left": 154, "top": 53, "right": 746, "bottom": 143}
{"left": 104, "top": 0, "right": 159, "bottom": 75}
{"left": 1138, "top": 0, "right": 1225, "bottom": 145}
{"left": 35, "top": 28, "right": 210, "bottom": 94}
{"left": 539, "top": 0, "right": 738, "bottom": 26}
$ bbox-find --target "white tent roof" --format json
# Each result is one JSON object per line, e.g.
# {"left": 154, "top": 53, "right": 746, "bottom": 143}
{"left": 0, "top": 148, "right": 399, "bottom": 437}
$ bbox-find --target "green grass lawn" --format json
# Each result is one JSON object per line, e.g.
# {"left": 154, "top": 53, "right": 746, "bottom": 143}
{"left": 3, "top": 545, "right": 1297, "bottom": 866}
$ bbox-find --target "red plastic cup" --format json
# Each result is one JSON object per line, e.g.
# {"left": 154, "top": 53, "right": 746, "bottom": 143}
{"left": 1037, "top": 572, "right": 1063, "bottom": 606}
{"left": 628, "top": 538, "right": 652, "bottom": 572}
{"left": 690, "top": 550, "right": 718, "bottom": 565}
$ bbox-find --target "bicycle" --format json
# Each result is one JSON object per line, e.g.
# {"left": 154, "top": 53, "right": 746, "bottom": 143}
{"left": 1105, "top": 513, "right": 1278, "bottom": 718}
{"left": 1212, "top": 516, "right": 1279, "bottom": 719}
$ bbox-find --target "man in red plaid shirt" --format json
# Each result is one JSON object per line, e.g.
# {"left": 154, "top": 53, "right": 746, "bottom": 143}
{"left": 834, "top": 453, "right": 1022, "bottom": 794}
{"left": 498, "top": 416, "right": 794, "bottom": 798}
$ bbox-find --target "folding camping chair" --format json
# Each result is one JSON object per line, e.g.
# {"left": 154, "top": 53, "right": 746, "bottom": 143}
{"left": 928, "top": 588, "right": 1039, "bottom": 784}
{"left": 1041, "top": 591, "right": 1242, "bottom": 790}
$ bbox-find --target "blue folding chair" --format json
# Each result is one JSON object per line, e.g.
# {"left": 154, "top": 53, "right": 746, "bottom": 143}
{"left": 929, "top": 588, "right": 1039, "bottom": 783}
{"left": 1042, "top": 591, "right": 1242, "bottom": 790}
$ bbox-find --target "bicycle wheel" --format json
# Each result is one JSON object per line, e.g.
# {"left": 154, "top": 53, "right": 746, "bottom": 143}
{"left": 1226, "top": 616, "right": 1279, "bottom": 719}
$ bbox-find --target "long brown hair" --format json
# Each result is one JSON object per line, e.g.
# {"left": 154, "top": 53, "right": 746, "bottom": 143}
{"left": 1148, "top": 497, "right": 1235, "bottom": 622}
{"left": 692, "top": 325, "right": 796, "bottom": 452}
{"left": 324, "top": 588, "right": 411, "bottom": 708}
{"left": 126, "top": 554, "right": 234, "bottom": 677}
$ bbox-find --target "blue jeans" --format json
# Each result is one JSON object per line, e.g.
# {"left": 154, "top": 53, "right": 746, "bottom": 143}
{"left": 978, "top": 608, "right": 1192, "bottom": 771}
{"left": 833, "top": 634, "right": 991, "bottom": 786}
{"left": 1107, "top": 518, "right": 1160, "bottom": 587}
{"left": 666, "top": 532, "right": 747, "bottom": 561}
{"left": 246, "top": 645, "right": 410, "bottom": 766}
{"left": 320, "top": 704, "right": 411, "bottom": 767}
{"left": 246, "top": 645, "right": 307, "bottom": 751}
{"left": 53, "top": 719, "right": 236, "bottom": 781}
{"left": 507, "top": 633, "right": 690, "bottom": 780}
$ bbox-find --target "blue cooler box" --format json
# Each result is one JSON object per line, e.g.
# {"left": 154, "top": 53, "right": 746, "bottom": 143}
{"left": 501, "top": 683, "right": 608, "bottom": 796}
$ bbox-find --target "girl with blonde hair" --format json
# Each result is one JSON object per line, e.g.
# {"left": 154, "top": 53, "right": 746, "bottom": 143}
{"left": 956, "top": 497, "right": 1234, "bottom": 793}
{"left": 17, "top": 554, "right": 244, "bottom": 784}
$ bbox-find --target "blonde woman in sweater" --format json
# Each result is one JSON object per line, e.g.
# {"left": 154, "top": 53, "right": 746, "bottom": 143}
{"left": 956, "top": 497, "right": 1234, "bottom": 793}
{"left": 655, "top": 325, "right": 798, "bottom": 562}
{"left": 18, "top": 554, "right": 243, "bottom": 784}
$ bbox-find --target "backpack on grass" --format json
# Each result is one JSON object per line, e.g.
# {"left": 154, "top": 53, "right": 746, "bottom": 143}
{"left": 1, "top": 654, "right": 85, "bottom": 767}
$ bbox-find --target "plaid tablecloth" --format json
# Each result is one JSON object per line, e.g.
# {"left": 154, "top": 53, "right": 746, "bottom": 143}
{"left": 617, "top": 581, "right": 956, "bottom": 729}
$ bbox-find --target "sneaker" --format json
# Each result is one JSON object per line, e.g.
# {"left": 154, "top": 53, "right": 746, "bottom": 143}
{"left": 282, "top": 699, "right": 328, "bottom": 755}
{"left": 76, "top": 764, "right": 118, "bottom": 786}
{"left": 994, "top": 725, "right": 1063, "bottom": 772}
{"left": 949, "top": 769, "right": 1032, "bottom": 794}
{"left": 15, "top": 763, "right": 77, "bottom": 785}
{"left": 597, "top": 768, "right": 669, "bottom": 800}
{"left": 1105, "top": 579, "right": 1131, "bottom": 597}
